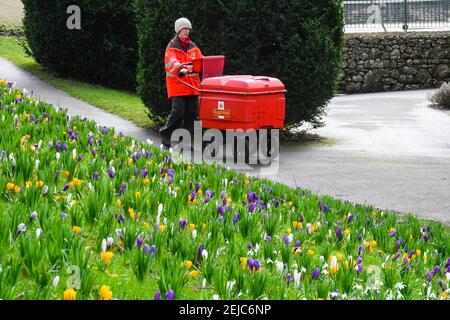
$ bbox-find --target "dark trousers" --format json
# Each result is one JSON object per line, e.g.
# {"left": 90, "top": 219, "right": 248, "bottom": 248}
{"left": 159, "top": 95, "right": 198, "bottom": 147}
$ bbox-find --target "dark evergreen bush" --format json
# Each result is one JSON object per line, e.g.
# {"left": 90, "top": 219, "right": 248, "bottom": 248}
{"left": 134, "top": 0, "right": 344, "bottom": 130}
{"left": 22, "top": 0, "right": 137, "bottom": 90}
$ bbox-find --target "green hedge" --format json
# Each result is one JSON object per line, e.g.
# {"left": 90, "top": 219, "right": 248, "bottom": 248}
{"left": 134, "top": 0, "right": 344, "bottom": 130}
{"left": 22, "top": 0, "right": 137, "bottom": 90}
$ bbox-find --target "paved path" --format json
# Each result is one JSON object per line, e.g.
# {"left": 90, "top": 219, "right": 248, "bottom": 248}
{"left": 1, "top": 57, "right": 449, "bottom": 224}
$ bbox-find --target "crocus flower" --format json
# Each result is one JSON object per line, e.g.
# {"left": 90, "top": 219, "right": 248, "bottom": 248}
{"left": 248, "top": 202, "right": 257, "bottom": 213}
{"left": 17, "top": 223, "right": 26, "bottom": 235}
{"left": 150, "top": 245, "right": 156, "bottom": 256}
{"left": 136, "top": 237, "right": 143, "bottom": 250}
{"left": 396, "top": 239, "right": 402, "bottom": 250}
{"left": 247, "top": 258, "right": 255, "bottom": 271}
{"left": 198, "top": 244, "right": 205, "bottom": 257}
{"left": 62, "top": 184, "right": 69, "bottom": 192}
{"left": 165, "top": 289, "right": 175, "bottom": 300}
{"left": 264, "top": 235, "right": 272, "bottom": 243}
{"left": 423, "top": 233, "right": 429, "bottom": 243}
{"left": 179, "top": 219, "right": 188, "bottom": 230}
{"left": 286, "top": 273, "right": 292, "bottom": 284}
{"left": 434, "top": 265, "right": 441, "bottom": 276}
{"left": 92, "top": 171, "right": 99, "bottom": 180}
{"left": 358, "top": 245, "right": 363, "bottom": 256}
{"left": 336, "top": 227, "right": 343, "bottom": 238}
{"left": 311, "top": 268, "right": 320, "bottom": 280}
{"left": 427, "top": 271, "right": 433, "bottom": 282}
{"left": 141, "top": 168, "right": 148, "bottom": 178}
{"left": 217, "top": 205, "right": 225, "bottom": 216}
{"left": 233, "top": 212, "right": 240, "bottom": 224}
{"left": 154, "top": 291, "right": 161, "bottom": 300}
{"left": 356, "top": 264, "right": 363, "bottom": 275}
{"left": 30, "top": 211, "right": 37, "bottom": 220}
{"left": 144, "top": 244, "right": 150, "bottom": 255}
{"left": 247, "top": 243, "right": 253, "bottom": 251}
{"left": 347, "top": 213, "right": 353, "bottom": 224}
{"left": 61, "top": 212, "right": 68, "bottom": 220}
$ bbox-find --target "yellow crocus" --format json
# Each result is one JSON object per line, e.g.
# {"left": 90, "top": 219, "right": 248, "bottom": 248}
{"left": 14, "top": 185, "right": 21, "bottom": 193}
{"left": 101, "top": 251, "right": 114, "bottom": 265}
{"left": 6, "top": 182, "right": 15, "bottom": 191}
{"left": 100, "top": 285, "right": 113, "bottom": 300}
{"left": 186, "top": 260, "right": 193, "bottom": 270}
{"left": 188, "top": 270, "right": 199, "bottom": 277}
{"left": 240, "top": 257, "right": 247, "bottom": 270}
{"left": 63, "top": 288, "right": 77, "bottom": 300}
{"left": 72, "top": 226, "right": 81, "bottom": 234}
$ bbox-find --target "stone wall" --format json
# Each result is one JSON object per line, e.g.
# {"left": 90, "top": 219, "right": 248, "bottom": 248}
{"left": 339, "top": 31, "right": 450, "bottom": 93}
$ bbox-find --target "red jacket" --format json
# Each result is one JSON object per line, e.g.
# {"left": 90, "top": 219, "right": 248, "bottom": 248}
{"left": 165, "top": 37, "right": 202, "bottom": 98}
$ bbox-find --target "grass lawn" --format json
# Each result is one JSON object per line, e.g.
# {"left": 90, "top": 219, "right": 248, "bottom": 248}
{"left": 1, "top": 81, "right": 450, "bottom": 300}
{"left": 0, "top": 36, "right": 153, "bottom": 128}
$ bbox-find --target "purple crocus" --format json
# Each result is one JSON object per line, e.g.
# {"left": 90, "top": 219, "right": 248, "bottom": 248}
{"left": 232, "top": 212, "right": 240, "bottom": 224}
{"left": 286, "top": 273, "right": 292, "bottom": 284}
{"left": 396, "top": 239, "right": 402, "bottom": 250}
{"left": 61, "top": 212, "right": 68, "bottom": 220}
{"left": 423, "top": 233, "right": 429, "bottom": 243}
{"left": 336, "top": 227, "right": 343, "bottom": 238}
{"left": 247, "top": 243, "right": 253, "bottom": 251}
{"left": 248, "top": 202, "right": 257, "bottom": 213}
{"left": 217, "top": 204, "right": 225, "bottom": 216}
{"left": 136, "top": 237, "right": 143, "bottom": 250}
{"left": 92, "top": 171, "right": 100, "bottom": 180}
{"left": 311, "top": 268, "right": 320, "bottom": 280}
{"left": 144, "top": 244, "right": 150, "bottom": 255}
{"left": 433, "top": 265, "right": 441, "bottom": 276}
{"left": 154, "top": 291, "right": 161, "bottom": 300}
{"left": 118, "top": 182, "right": 127, "bottom": 196}
{"left": 427, "top": 271, "right": 433, "bottom": 282}
{"left": 389, "top": 229, "right": 397, "bottom": 237}
{"left": 264, "top": 235, "right": 272, "bottom": 243}
{"left": 62, "top": 184, "right": 69, "bottom": 192}
{"left": 358, "top": 245, "right": 363, "bottom": 256}
{"left": 347, "top": 214, "right": 353, "bottom": 224}
{"left": 393, "top": 252, "right": 401, "bottom": 260}
{"left": 247, "top": 258, "right": 255, "bottom": 271}
{"left": 356, "top": 264, "right": 363, "bottom": 275}
{"left": 91, "top": 149, "right": 96, "bottom": 157}
{"left": 198, "top": 244, "right": 205, "bottom": 257}
{"left": 16, "top": 223, "right": 26, "bottom": 235}
{"left": 283, "top": 235, "right": 290, "bottom": 245}
{"left": 151, "top": 245, "right": 156, "bottom": 256}
{"left": 294, "top": 240, "right": 301, "bottom": 250}
{"left": 141, "top": 168, "right": 148, "bottom": 178}
{"left": 118, "top": 214, "right": 125, "bottom": 223}
{"left": 107, "top": 169, "right": 115, "bottom": 179}
{"left": 195, "top": 183, "right": 200, "bottom": 193}
{"left": 179, "top": 219, "right": 188, "bottom": 230}
{"left": 165, "top": 289, "right": 175, "bottom": 300}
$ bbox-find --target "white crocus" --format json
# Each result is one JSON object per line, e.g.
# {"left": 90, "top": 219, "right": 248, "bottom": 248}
{"left": 201, "top": 249, "right": 208, "bottom": 259}
{"left": 56, "top": 152, "right": 60, "bottom": 162}
{"left": 293, "top": 270, "right": 301, "bottom": 288}
{"left": 72, "top": 148, "right": 77, "bottom": 160}
{"left": 35, "top": 159, "right": 40, "bottom": 169}
{"left": 52, "top": 276, "right": 60, "bottom": 288}
{"left": 212, "top": 294, "right": 220, "bottom": 300}
{"left": 42, "top": 185, "right": 48, "bottom": 195}
{"left": 192, "top": 229, "right": 197, "bottom": 239}
{"left": 102, "top": 239, "right": 107, "bottom": 253}
{"left": 107, "top": 237, "right": 114, "bottom": 248}
{"left": 275, "top": 260, "right": 284, "bottom": 274}
{"left": 202, "top": 278, "right": 207, "bottom": 288}
{"left": 36, "top": 228, "right": 42, "bottom": 239}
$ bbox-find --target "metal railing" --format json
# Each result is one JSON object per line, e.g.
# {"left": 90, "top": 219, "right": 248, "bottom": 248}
{"left": 343, "top": 0, "right": 450, "bottom": 32}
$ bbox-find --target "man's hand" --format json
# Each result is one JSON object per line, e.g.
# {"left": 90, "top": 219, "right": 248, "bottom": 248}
{"left": 178, "top": 67, "right": 188, "bottom": 77}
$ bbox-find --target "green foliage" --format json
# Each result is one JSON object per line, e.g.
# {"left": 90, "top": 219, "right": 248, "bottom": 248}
{"left": 21, "top": 0, "right": 137, "bottom": 90}
{"left": 134, "top": 0, "right": 344, "bottom": 129}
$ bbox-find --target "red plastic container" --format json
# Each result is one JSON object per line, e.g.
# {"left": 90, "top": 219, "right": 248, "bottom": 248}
{"left": 198, "top": 75, "right": 286, "bottom": 130}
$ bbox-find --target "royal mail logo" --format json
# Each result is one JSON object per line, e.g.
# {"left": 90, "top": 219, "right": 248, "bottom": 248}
{"left": 218, "top": 101, "right": 224, "bottom": 110}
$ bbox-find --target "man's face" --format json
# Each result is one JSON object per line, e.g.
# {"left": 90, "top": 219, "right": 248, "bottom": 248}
{"left": 179, "top": 28, "right": 190, "bottom": 40}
